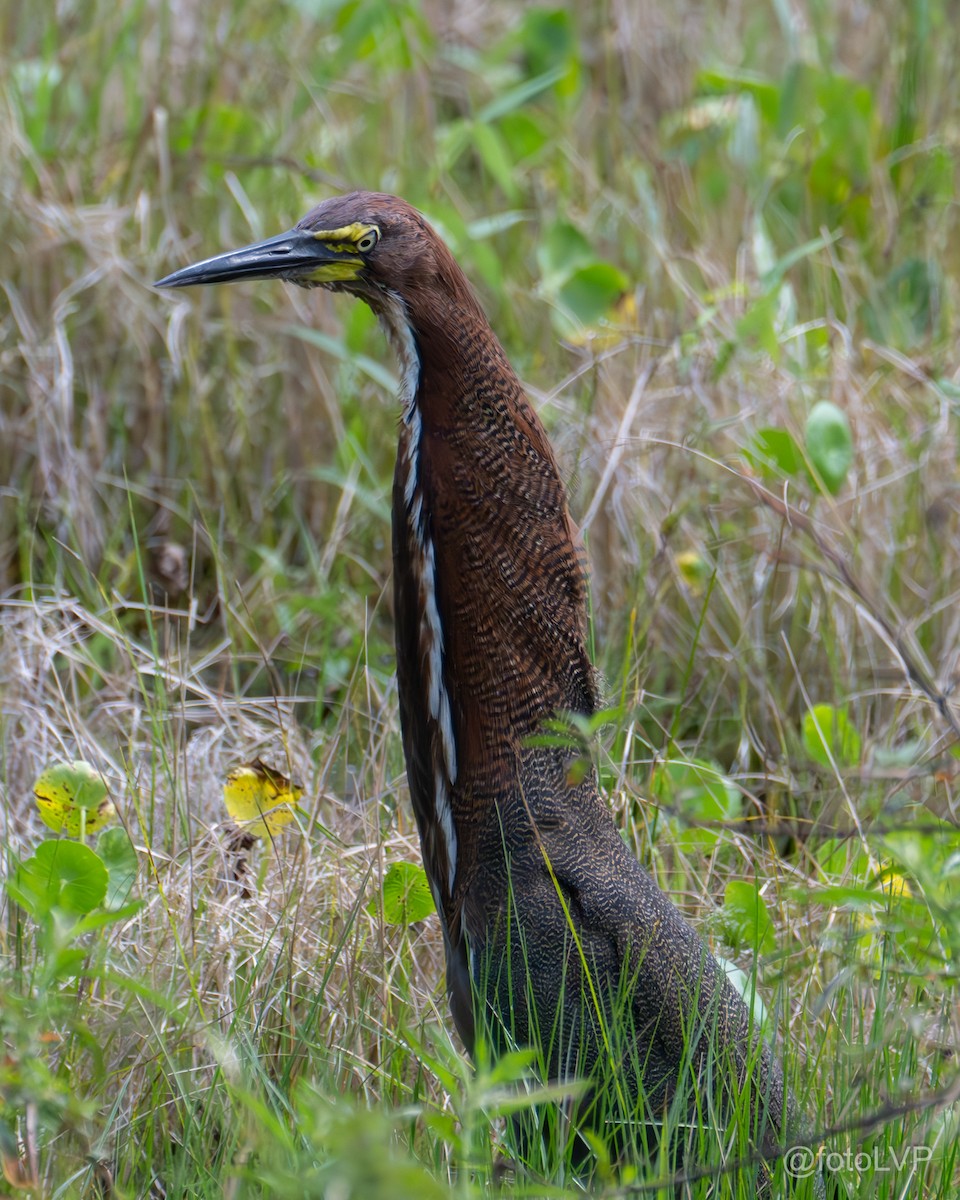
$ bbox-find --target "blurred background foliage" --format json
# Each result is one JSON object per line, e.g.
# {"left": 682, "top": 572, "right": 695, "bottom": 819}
{"left": 3, "top": 0, "right": 958, "bottom": 706}
{"left": 2, "top": 0, "right": 960, "bottom": 1196}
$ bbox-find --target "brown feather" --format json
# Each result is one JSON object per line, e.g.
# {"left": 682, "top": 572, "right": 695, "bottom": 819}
{"left": 162, "top": 191, "right": 815, "bottom": 1184}
{"left": 299, "top": 192, "right": 801, "bottom": 1174}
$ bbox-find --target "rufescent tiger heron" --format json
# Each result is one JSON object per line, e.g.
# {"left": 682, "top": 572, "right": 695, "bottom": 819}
{"left": 156, "top": 192, "right": 809, "bottom": 1186}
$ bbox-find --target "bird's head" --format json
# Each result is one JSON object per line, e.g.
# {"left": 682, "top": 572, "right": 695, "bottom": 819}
{"left": 155, "top": 191, "right": 476, "bottom": 327}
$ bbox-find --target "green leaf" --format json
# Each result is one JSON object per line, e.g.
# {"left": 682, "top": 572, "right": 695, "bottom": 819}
{"left": 736, "top": 292, "right": 780, "bottom": 360}
{"left": 521, "top": 9, "right": 575, "bottom": 73}
{"left": 802, "top": 703, "right": 861, "bottom": 769}
{"left": 282, "top": 324, "right": 397, "bottom": 393}
{"left": 435, "top": 116, "right": 472, "bottom": 175}
{"left": 696, "top": 67, "right": 781, "bottom": 124}
{"left": 13, "top": 840, "right": 108, "bottom": 918}
{"left": 470, "top": 121, "right": 519, "bottom": 201}
{"left": 746, "top": 427, "right": 805, "bottom": 479}
{"left": 883, "top": 258, "right": 942, "bottom": 341}
{"left": 96, "top": 827, "right": 138, "bottom": 909}
{"left": 498, "top": 112, "right": 549, "bottom": 162}
{"left": 475, "top": 66, "right": 567, "bottom": 124}
{"left": 32, "top": 759, "right": 116, "bottom": 841}
{"left": 805, "top": 400, "right": 853, "bottom": 495}
{"left": 815, "top": 838, "right": 872, "bottom": 880}
{"left": 537, "top": 220, "right": 595, "bottom": 288}
{"left": 721, "top": 881, "right": 776, "bottom": 955}
{"left": 369, "top": 862, "right": 436, "bottom": 925}
{"left": 654, "top": 757, "right": 742, "bottom": 850}
{"left": 203, "top": 103, "right": 264, "bottom": 156}
{"left": 759, "top": 232, "right": 839, "bottom": 291}
{"left": 485, "top": 1046, "right": 540, "bottom": 1087}
{"left": 466, "top": 210, "right": 528, "bottom": 240}
{"left": 557, "top": 263, "right": 629, "bottom": 327}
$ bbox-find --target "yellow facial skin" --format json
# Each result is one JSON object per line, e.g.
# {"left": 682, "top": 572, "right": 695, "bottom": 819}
{"left": 304, "top": 223, "right": 379, "bottom": 282}
{"left": 304, "top": 261, "right": 363, "bottom": 283}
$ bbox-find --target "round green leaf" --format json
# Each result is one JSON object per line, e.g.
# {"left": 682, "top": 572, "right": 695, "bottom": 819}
{"left": 558, "top": 262, "right": 629, "bottom": 326}
{"left": 33, "top": 760, "right": 115, "bottom": 839}
{"left": 805, "top": 401, "right": 853, "bottom": 494}
{"left": 654, "top": 758, "right": 742, "bottom": 850}
{"left": 35, "top": 761, "right": 108, "bottom": 810}
{"left": 16, "top": 840, "right": 108, "bottom": 916}
{"left": 371, "top": 862, "right": 436, "bottom": 926}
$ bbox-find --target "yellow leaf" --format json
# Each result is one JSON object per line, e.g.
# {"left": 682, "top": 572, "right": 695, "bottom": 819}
{"left": 223, "top": 758, "right": 303, "bottom": 840}
{"left": 875, "top": 864, "right": 912, "bottom": 899}
{"left": 675, "top": 549, "right": 711, "bottom": 594}
{"left": 33, "top": 761, "right": 116, "bottom": 837}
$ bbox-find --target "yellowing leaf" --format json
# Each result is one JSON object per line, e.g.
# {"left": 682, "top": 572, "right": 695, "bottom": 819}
{"left": 875, "top": 864, "right": 912, "bottom": 900}
{"left": 223, "top": 758, "right": 303, "bottom": 840}
{"left": 853, "top": 862, "right": 914, "bottom": 967}
{"left": 33, "top": 761, "right": 116, "bottom": 838}
{"left": 675, "top": 550, "right": 712, "bottom": 595}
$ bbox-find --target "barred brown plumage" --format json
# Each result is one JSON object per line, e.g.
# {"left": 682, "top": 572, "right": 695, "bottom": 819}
{"left": 156, "top": 191, "right": 814, "bottom": 1189}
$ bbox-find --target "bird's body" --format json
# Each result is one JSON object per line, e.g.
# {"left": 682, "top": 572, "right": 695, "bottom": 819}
{"left": 157, "top": 192, "right": 797, "bottom": 1179}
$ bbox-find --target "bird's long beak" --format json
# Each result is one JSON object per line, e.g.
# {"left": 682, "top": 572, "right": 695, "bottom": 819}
{"left": 154, "top": 228, "right": 363, "bottom": 289}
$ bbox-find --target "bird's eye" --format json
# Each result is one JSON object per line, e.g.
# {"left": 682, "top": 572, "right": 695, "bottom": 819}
{"left": 356, "top": 228, "right": 380, "bottom": 253}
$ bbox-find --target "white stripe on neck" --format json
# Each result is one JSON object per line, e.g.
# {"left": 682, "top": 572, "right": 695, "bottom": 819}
{"left": 378, "top": 293, "right": 458, "bottom": 897}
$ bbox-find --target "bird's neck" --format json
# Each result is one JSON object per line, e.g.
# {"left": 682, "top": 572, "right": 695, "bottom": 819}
{"left": 379, "top": 287, "right": 597, "bottom": 907}
{"left": 379, "top": 285, "right": 596, "bottom": 716}
{"left": 377, "top": 288, "right": 492, "bottom": 428}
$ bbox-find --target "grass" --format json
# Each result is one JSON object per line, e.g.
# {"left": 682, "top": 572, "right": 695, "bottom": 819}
{"left": 2, "top": 0, "right": 960, "bottom": 1195}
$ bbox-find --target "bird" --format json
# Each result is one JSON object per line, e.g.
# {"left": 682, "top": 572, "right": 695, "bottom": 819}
{"left": 156, "top": 192, "right": 805, "bottom": 1186}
